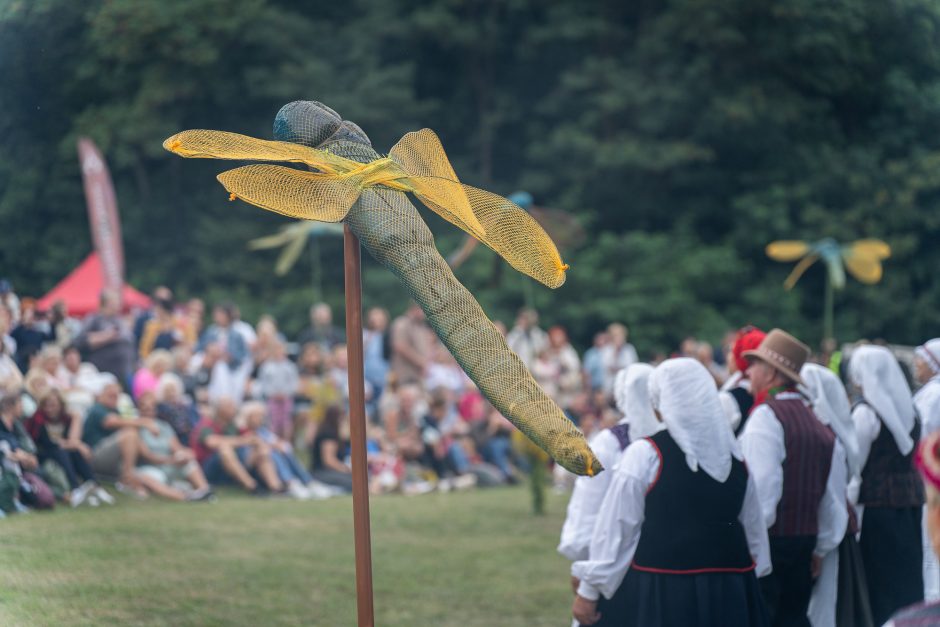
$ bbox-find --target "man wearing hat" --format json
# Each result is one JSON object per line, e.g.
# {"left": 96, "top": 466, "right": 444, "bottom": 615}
{"left": 740, "top": 329, "right": 848, "bottom": 627}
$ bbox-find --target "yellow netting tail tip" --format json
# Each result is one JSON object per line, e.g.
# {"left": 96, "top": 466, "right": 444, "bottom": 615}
{"left": 228, "top": 193, "right": 237, "bottom": 201}
{"left": 168, "top": 139, "right": 181, "bottom": 151}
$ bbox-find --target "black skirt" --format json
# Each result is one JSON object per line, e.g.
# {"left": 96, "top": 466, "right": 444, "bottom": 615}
{"left": 860, "top": 506, "right": 924, "bottom": 626}
{"left": 836, "top": 532, "right": 874, "bottom": 627}
{"left": 588, "top": 568, "right": 769, "bottom": 627}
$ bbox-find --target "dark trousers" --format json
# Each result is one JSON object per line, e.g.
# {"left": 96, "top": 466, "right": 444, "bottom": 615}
{"left": 40, "top": 445, "right": 95, "bottom": 490}
{"left": 859, "top": 506, "right": 923, "bottom": 626}
{"left": 760, "top": 535, "right": 816, "bottom": 627}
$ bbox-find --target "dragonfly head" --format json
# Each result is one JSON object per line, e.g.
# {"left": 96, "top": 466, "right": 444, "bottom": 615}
{"left": 274, "top": 101, "right": 371, "bottom": 148}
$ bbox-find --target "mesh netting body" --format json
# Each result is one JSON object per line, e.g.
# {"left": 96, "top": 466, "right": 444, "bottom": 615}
{"left": 164, "top": 101, "right": 600, "bottom": 476}
{"left": 334, "top": 141, "right": 599, "bottom": 475}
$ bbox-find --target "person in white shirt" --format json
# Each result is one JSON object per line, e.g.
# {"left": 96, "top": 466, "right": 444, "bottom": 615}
{"left": 915, "top": 338, "right": 940, "bottom": 602}
{"left": 740, "top": 329, "right": 848, "bottom": 627}
{"left": 598, "top": 323, "right": 638, "bottom": 395}
{"left": 849, "top": 345, "right": 925, "bottom": 625}
{"left": 558, "top": 364, "right": 662, "bottom": 565}
{"left": 571, "top": 358, "right": 771, "bottom": 627}
{"left": 505, "top": 308, "right": 547, "bottom": 368}
{"left": 800, "top": 363, "right": 873, "bottom": 627}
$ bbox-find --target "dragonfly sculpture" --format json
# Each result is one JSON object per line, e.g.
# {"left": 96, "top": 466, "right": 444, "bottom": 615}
{"left": 164, "top": 100, "right": 601, "bottom": 477}
{"left": 766, "top": 237, "right": 891, "bottom": 340}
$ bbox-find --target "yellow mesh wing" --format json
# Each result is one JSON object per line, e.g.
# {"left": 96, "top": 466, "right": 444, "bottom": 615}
{"left": 164, "top": 130, "right": 355, "bottom": 175}
{"left": 461, "top": 184, "right": 568, "bottom": 289}
{"left": 843, "top": 249, "right": 884, "bottom": 284}
{"left": 766, "top": 240, "right": 811, "bottom": 261}
{"left": 389, "top": 129, "right": 487, "bottom": 240}
{"left": 217, "top": 165, "right": 360, "bottom": 222}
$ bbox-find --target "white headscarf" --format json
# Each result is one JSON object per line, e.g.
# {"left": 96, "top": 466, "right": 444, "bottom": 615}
{"left": 613, "top": 363, "right": 661, "bottom": 440}
{"left": 800, "top": 363, "right": 861, "bottom": 477}
{"left": 916, "top": 338, "right": 940, "bottom": 376}
{"left": 648, "top": 358, "right": 742, "bottom": 482}
{"left": 848, "top": 345, "right": 916, "bottom": 455}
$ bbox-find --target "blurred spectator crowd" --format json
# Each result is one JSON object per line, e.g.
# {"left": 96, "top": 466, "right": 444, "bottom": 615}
{"left": 0, "top": 277, "right": 810, "bottom": 515}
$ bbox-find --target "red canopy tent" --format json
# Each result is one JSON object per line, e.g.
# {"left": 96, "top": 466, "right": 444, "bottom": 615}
{"left": 37, "top": 253, "right": 152, "bottom": 317}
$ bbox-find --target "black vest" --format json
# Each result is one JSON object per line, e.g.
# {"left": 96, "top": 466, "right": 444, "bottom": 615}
{"left": 632, "top": 430, "right": 754, "bottom": 573}
{"left": 857, "top": 402, "right": 924, "bottom": 508}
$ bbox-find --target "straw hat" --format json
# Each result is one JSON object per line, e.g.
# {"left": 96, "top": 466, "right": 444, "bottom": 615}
{"left": 743, "top": 328, "right": 810, "bottom": 385}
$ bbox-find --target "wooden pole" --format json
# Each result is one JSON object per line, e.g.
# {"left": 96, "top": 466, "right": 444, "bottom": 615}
{"left": 343, "top": 223, "right": 375, "bottom": 627}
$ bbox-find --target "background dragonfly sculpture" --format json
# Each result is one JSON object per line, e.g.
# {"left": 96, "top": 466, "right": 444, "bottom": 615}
{"left": 766, "top": 237, "right": 891, "bottom": 342}
{"left": 247, "top": 220, "right": 344, "bottom": 302}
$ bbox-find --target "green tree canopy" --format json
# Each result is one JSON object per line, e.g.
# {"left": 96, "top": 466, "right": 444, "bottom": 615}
{"left": 2, "top": 0, "right": 938, "bottom": 356}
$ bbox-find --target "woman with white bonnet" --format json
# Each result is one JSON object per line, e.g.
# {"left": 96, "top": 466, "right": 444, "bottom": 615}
{"left": 914, "top": 337, "right": 940, "bottom": 602}
{"left": 849, "top": 344, "right": 925, "bottom": 624}
{"left": 571, "top": 358, "right": 770, "bottom": 626}
{"left": 800, "top": 363, "right": 872, "bottom": 627}
{"left": 914, "top": 338, "right": 940, "bottom": 445}
{"left": 558, "top": 364, "right": 661, "bottom": 565}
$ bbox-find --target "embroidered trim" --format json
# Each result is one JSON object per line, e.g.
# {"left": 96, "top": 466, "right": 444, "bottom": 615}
{"left": 630, "top": 561, "right": 756, "bottom": 575}
{"left": 644, "top": 437, "right": 663, "bottom": 495}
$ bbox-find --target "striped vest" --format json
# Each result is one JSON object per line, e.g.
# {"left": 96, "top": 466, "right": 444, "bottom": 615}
{"left": 766, "top": 395, "right": 835, "bottom": 537}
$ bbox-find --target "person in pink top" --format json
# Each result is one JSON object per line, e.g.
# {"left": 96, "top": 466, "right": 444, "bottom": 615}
{"left": 132, "top": 350, "right": 172, "bottom": 400}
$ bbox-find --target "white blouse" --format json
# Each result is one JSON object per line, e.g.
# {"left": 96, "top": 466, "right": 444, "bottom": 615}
{"left": 558, "top": 427, "right": 630, "bottom": 562}
{"left": 571, "top": 438, "right": 771, "bottom": 601}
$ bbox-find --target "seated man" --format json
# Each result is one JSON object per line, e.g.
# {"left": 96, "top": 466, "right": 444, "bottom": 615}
{"left": 79, "top": 375, "right": 152, "bottom": 490}
{"left": 240, "top": 401, "right": 330, "bottom": 499}
{"left": 190, "top": 397, "right": 282, "bottom": 493}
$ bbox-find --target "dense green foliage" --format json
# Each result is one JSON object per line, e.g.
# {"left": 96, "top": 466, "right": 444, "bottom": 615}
{"left": 2, "top": 0, "right": 939, "bottom": 354}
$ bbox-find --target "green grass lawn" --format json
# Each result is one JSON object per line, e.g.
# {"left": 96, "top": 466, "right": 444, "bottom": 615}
{"left": 0, "top": 486, "right": 576, "bottom": 626}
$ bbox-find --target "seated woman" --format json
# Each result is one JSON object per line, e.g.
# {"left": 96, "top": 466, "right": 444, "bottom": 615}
{"left": 25, "top": 388, "right": 113, "bottom": 507}
{"left": 309, "top": 404, "right": 353, "bottom": 493}
{"left": 135, "top": 391, "right": 213, "bottom": 502}
{"left": 239, "top": 401, "right": 330, "bottom": 499}
{"left": 154, "top": 373, "right": 199, "bottom": 445}
{"left": 132, "top": 349, "right": 172, "bottom": 401}
{"left": 572, "top": 358, "right": 770, "bottom": 627}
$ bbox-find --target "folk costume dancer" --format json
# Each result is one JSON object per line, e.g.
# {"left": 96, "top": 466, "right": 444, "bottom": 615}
{"left": 801, "top": 363, "right": 873, "bottom": 627}
{"left": 558, "top": 364, "right": 661, "bottom": 564}
{"left": 914, "top": 338, "right": 940, "bottom": 601}
{"left": 887, "top": 430, "right": 940, "bottom": 626}
{"left": 849, "top": 345, "right": 925, "bottom": 624}
{"left": 740, "top": 329, "right": 848, "bottom": 627}
{"left": 571, "top": 358, "right": 771, "bottom": 627}
{"left": 721, "top": 326, "right": 767, "bottom": 435}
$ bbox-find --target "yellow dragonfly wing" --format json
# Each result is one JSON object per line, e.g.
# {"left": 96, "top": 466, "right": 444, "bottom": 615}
{"left": 461, "top": 184, "right": 568, "bottom": 289}
{"left": 389, "top": 129, "right": 487, "bottom": 240}
{"left": 217, "top": 165, "right": 361, "bottom": 223}
{"left": 164, "top": 130, "right": 355, "bottom": 175}
{"left": 782, "top": 253, "right": 820, "bottom": 290}
{"left": 848, "top": 239, "right": 891, "bottom": 260}
{"left": 766, "top": 240, "right": 811, "bottom": 262}
{"left": 843, "top": 248, "right": 885, "bottom": 284}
